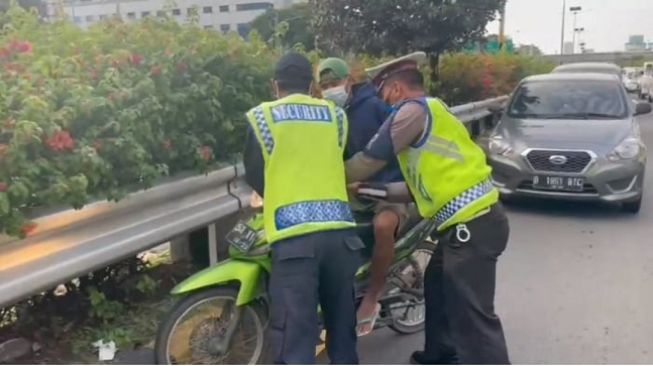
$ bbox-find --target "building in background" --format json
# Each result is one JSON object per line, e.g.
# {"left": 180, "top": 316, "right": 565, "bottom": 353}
{"left": 45, "top": 0, "right": 303, "bottom": 36}
{"left": 625, "top": 34, "right": 647, "bottom": 52}
{"left": 563, "top": 41, "right": 574, "bottom": 55}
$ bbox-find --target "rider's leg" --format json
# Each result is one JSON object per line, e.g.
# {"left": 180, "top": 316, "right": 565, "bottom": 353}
{"left": 318, "top": 229, "right": 363, "bottom": 364}
{"left": 357, "top": 208, "right": 400, "bottom": 332}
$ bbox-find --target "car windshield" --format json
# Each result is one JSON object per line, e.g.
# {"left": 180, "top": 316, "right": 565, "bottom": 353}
{"left": 508, "top": 80, "right": 628, "bottom": 119}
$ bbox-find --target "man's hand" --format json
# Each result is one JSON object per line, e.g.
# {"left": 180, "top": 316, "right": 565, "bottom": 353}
{"left": 347, "top": 182, "right": 362, "bottom": 196}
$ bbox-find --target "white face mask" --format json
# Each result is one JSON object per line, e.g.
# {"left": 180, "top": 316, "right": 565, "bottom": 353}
{"left": 323, "top": 85, "right": 349, "bottom": 107}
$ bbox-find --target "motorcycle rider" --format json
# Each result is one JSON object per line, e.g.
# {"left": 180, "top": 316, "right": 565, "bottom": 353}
{"left": 243, "top": 52, "right": 362, "bottom": 364}
{"left": 346, "top": 52, "right": 511, "bottom": 364}
{"left": 317, "top": 57, "right": 408, "bottom": 336}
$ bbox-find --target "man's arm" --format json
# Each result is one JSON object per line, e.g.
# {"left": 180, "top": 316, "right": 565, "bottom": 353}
{"left": 243, "top": 127, "right": 265, "bottom": 197}
{"left": 345, "top": 102, "right": 429, "bottom": 183}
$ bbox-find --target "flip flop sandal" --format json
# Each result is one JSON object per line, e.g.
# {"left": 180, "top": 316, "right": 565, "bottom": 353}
{"left": 356, "top": 303, "right": 381, "bottom": 337}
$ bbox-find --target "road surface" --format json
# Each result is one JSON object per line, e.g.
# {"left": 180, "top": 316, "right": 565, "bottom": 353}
{"left": 352, "top": 111, "right": 653, "bottom": 364}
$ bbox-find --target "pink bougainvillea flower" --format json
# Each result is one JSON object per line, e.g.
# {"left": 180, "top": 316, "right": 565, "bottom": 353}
{"left": 150, "top": 65, "right": 162, "bottom": 77}
{"left": 20, "top": 222, "right": 38, "bottom": 237}
{"left": 162, "top": 139, "right": 172, "bottom": 150}
{"left": 44, "top": 130, "right": 75, "bottom": 152}
{"left": 131, "top": 53, "right": 143, "bottom": 66}
{"left": 9, "top": 40, "right": 32, "bottom": 54}
{"left": 198, "top": 146, "right": 213, "bottom": 162}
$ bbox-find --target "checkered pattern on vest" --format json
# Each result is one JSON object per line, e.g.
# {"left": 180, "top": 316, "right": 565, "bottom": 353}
{"left": 252, "top": 106, "right": 274, "bottom": 154}
{"left": 275, "top": 200, "right": 354, "bottom": 231}
{"left": 434, "top": 179, "right": 494, "bottom": 227}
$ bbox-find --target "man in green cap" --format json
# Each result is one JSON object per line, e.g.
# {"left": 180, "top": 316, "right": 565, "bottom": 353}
{"left": 318, "top": 57, "right": 408, "bottom": 336}
{"left": 345, "top": 52, "right": 511, "bottom": 364}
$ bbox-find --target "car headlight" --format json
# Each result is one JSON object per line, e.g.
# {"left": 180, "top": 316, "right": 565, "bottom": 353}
{"left": 609, "top": 137, "right": 641, "bottom": 161}
{"left": 488, "top": 137, "right": 513, "bottom": 156}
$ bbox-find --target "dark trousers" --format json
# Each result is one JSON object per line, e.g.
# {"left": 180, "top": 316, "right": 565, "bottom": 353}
{"left": 268, "top": 229, "right": 363, "bottom": 364}
{"left": 424, "top": 204, "right": 511, "bottom": 364}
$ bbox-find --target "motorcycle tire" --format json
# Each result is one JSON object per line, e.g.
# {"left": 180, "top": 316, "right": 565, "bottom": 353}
{"left": 155, "top": 287, "right": 269, "bottom": 365}
{"left": 388, "top": 240, "right": 437, "bottom": 335}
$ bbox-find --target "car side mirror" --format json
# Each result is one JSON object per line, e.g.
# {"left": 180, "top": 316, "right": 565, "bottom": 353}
{"left": 635, "top": 102, "right": 652, "bottom": 116}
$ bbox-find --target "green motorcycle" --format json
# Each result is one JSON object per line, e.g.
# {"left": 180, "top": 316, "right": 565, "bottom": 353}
{"left": 155, "top": 205, "right": 437, "bottom": 364}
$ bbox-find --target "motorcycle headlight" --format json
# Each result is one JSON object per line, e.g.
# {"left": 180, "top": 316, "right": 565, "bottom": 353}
{"left": 609, "top": 137, "right": 641, "bottom": 161}
{"left": 488, "top": 137, "right": 513, "bottom": 156}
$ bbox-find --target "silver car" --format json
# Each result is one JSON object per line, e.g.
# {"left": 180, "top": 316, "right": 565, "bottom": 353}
{"left": 486, "top": 73, "right": 651, "bottom": 213}
{"left": 552, "top": 62, "right": 622, "bottom": 78}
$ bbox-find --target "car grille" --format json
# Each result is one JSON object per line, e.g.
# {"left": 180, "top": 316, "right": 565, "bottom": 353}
{"left": 517, "top": 180, "right": 598, "bottom": 194}
{"left": 525, "top": 150, "right": 593, "bottom": 173}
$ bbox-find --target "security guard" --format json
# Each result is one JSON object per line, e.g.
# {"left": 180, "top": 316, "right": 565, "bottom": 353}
{"left": 346, "top": 52, "right": 511, "bottom": 364}
{"left": 243, "top": 52, "right": 362, "bottom": 364}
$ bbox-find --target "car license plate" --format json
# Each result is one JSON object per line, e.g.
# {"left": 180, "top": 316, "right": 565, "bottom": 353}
{"left": 533, "top": 175, "right": 585, "bottom": 192}
{"left": 225, "top": 221, "right": 258, "bottom": 253}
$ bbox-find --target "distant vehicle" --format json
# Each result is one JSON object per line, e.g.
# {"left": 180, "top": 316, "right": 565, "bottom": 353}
{"left": 644, "top": 62, "right": 653, "bottom": 75}
{"left": 552, "top": 62, "right": 622, "bottom": 78}
{"left": 622, "top": 67, "right": 641, "bottom": 93}
{"left": 638, "top": 72, "right": 653, "bottom": 102}
{"left": 486, "top": 73, "right": 651, "bottom": 213}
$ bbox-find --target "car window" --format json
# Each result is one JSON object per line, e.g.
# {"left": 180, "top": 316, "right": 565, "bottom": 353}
{"left": 508, "top": 80, "right": 628, "bottom": 119}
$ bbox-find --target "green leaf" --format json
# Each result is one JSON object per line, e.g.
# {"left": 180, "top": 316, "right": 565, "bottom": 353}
{"left": 0, "top": 193, "right": 10, "bottom": 215}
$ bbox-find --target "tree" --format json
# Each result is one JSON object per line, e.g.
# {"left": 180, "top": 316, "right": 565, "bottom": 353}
{"left": 250, "top": 3, "right": 315, "bottom": 51}
{"left": 516, "top": 44, "right": 543, "bottom": 56}
{"left": 0, "top": 0, "right": 43, "bottom": 13}
{"left": 312, "top": 0, "right": 505, "bottom": 86}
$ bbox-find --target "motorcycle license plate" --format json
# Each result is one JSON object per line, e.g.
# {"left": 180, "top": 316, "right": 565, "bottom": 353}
{"left": 226, "top": 221, "right": 258, "bottom": 253}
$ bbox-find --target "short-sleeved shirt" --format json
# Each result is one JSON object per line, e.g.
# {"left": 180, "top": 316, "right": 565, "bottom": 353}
{"left": 364, "top": 101, "right": 429, "bottom": 162}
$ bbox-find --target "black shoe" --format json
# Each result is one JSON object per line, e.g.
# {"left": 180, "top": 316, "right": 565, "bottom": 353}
{"left": 410, "top": 351, "right": 459, "bottom": 365}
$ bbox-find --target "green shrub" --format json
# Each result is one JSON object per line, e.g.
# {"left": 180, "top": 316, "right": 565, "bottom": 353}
{"left": 435, "top": 53, "right": 555, "bottom": 105}
{"left": 0, "top": 6, "right": 276, "bottom": 236}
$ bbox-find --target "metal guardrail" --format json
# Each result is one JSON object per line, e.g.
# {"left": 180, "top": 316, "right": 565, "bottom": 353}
{"left": 0, "top": 95, "right": 508, "bottom": 308}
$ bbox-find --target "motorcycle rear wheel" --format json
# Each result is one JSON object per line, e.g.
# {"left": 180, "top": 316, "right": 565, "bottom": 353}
{"left": 155, "top": 287, "right": 268, "bottom": 365}
{"left": 388, "top": 240, "right": 437, "bottom": 334}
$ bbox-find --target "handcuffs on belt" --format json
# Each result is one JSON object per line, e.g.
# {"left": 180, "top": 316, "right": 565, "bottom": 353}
{"left": 455, "top": 223, "right": 471, "bottom": 243}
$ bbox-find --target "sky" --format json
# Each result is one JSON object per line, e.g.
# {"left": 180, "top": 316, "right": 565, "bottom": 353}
{"left": 485, "top": 0, "right": 653, "bottom": 54}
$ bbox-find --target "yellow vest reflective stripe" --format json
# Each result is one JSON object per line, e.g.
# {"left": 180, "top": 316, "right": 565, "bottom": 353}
{"left": 246, "top": 94, "right": 355, "bottom": 243}
{"left": 396, "top": 97, "right": 498, "bottom": 231}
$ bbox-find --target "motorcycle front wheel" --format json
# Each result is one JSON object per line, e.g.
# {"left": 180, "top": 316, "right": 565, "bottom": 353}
{"left": 155, "top": 287, "right": 267, "bottom": 365}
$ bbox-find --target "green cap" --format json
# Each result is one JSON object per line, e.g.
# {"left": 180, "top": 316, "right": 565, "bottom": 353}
{"left": 317, "top": 57, "right": 350, "bottom": 83}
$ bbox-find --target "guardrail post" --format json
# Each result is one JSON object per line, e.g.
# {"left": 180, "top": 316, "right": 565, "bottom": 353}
{"left": 471, "top": 120, "right": 481, "bottom": 139}
{"left": 208, "top": 223, "right": 218, "bottom": 265}
{"left": 170, "top": 235, "right": 191, "bottom": 262}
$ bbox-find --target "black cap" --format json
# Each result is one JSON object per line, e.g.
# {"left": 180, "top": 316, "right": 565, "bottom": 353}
{"left": 275, "top": 52, "right": 313, "bottom": 84}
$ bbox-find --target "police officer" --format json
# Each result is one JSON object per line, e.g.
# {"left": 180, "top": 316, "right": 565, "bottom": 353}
{"left": 243, "top": 52, "right": 362, "bottom": 364}
{"left": 346, "top": 52, "right": 511, "bottom": 364}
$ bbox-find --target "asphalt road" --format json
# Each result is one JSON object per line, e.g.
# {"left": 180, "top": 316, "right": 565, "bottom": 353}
{"left": 352, "top": 111, "right": 653, "bottom": 364}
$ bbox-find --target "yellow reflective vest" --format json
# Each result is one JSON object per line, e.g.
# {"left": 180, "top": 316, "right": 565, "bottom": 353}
{"left": 245, "top": 94, "right": 355, "bottom": 243}
{"left": 396, "top": 97, "right": 498, "bottom": 231}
